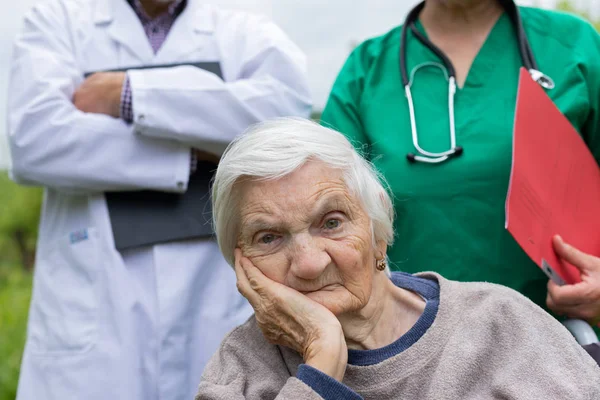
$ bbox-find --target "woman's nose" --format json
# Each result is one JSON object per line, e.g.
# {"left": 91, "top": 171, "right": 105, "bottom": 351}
{"left": 289, "top": 234, "right": 331, "bottom": 280}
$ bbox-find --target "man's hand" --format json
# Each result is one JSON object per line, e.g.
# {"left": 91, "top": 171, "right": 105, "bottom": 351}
{"left": 73, "top": 72, "right": 126, "bottom": 118}
{"left": 546, "top": 235, "right": 600, "bottom": 324}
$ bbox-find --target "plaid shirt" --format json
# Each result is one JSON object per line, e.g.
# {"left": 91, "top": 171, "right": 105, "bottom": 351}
{"left": 119, "top": 0, "right": 200, "bottom": 172}
{"left": 120, "top": 0, "right": 184, "bottom": 122}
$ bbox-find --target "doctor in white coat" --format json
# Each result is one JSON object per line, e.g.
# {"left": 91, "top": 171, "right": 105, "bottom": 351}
{"left": 7, "top": 0, "right": 311, "bottom": 399}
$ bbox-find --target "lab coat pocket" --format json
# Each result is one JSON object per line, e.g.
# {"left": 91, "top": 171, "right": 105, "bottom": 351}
{"left": 28, "top": 228, "right": 100, "bottom": 355}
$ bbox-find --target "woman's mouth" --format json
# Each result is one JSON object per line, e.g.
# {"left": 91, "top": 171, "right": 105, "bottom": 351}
{"left": 300, "top": 284, "right": 339, "bottom": 294}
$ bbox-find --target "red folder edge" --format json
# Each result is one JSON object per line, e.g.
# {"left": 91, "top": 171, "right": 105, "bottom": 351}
{"left": 505, "top": 68, "right": 600, "bottom": 286}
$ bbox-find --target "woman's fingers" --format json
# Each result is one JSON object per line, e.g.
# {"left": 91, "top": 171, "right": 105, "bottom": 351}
{"left": 546, "top": 292, "right": 599, "bottom": 321}
{"left": 234, "top": 249, "right": 290, "bottom": 311}
{"left": 233, "top": 248, "right": 344, "bottom": 360}
{"left": 548, "top": 236, "right": 600, "bottom": 323}
{"left": 552, "top": 235, "right": 594, "bottom": 273}
{"left": 240, "top": 256, "right": 269, "bottom": 294}
{"left": 547, "top": 279, "right": 592, "bottom": 307}
{"left": 234, "top": 248, "right": 261, "bottom": 305}
{"left": 233, "top": 251, "right": 300, "bottom": 347}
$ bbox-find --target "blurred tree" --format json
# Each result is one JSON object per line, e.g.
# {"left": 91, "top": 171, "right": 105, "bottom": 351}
{"left": 555, "top": 0, "right": 600, "bottom": 30}
{"left": 0, "top": 173, "right": 42, "bottom": 270}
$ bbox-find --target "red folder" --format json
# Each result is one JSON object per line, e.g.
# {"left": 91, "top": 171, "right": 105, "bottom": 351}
{"left": 505, "top": 68, "right": 600, "bottom": 285}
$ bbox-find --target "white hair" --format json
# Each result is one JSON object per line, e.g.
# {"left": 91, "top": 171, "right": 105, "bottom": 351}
{"left": 211, "top": 117, "right": 395, "bottom": 267}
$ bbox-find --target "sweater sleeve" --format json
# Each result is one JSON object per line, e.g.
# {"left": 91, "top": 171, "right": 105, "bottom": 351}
{"left": 297, "top": 365, "right": 362, "bottom": 400}
{"left": 196, "top": 321, "right": 325, "bottom": 400}
{"left": 197, "top": 376, "right": 325, "bottom": 400}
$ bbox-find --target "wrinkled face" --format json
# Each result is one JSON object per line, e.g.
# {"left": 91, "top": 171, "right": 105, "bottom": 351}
{"left": 237, "top": 161, "right": 385, "bottom": 316}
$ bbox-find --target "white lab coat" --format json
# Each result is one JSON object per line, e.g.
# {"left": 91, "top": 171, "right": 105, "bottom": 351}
{"left": 8, "top": 0, "right": 312, "bottom": 399}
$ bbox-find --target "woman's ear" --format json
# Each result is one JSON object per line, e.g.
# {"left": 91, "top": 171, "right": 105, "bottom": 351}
{"left": 374, "top": 240, "right": 387, "bottom": 260}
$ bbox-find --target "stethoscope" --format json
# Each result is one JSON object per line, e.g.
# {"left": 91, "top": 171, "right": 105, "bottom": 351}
{"left": 401, "top": 0, "right": 555, "bottom": 164}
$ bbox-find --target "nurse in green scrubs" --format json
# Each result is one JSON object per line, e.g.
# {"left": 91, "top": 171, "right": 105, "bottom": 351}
{"left": 321, "top": 0, "right": 600, "bottom": 323}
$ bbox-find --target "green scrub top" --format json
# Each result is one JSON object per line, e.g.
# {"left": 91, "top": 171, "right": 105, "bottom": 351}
{"left": 321, "top": 7, "right": 600, "bottom": 311}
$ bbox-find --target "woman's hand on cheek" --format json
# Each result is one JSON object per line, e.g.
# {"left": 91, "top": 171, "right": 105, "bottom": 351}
{"left": 234, "top": 249, "right": 348, "bottom": 381}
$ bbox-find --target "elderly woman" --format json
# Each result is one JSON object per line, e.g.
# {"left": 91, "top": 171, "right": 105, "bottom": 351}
{"left": 197, "top": 118, "right": 600, "bottom": 399}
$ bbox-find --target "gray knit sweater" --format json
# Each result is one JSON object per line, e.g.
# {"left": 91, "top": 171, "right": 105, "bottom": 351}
{"left": 197, "top": 272, "right": 600, "bottom": 399}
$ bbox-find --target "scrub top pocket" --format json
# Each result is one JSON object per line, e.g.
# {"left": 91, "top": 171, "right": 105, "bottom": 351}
{"left": 28, "top": 228, "right": 100, "bottom": 355}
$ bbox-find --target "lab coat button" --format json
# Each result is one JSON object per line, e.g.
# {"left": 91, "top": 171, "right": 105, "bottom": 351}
{"left": 177, "top": 181, "right": 184, "bottom": 189}
{"left": 138, "top": 114, "right": 145, "bottom": 123}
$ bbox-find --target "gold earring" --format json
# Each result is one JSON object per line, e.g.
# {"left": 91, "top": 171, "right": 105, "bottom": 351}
{"left": 376, "top": 259, "right": 387, "bottom": 271}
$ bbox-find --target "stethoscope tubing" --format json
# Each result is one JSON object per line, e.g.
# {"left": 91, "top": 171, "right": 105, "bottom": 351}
{"left": 400, "top": 0, "right": 553, "bottom": 164}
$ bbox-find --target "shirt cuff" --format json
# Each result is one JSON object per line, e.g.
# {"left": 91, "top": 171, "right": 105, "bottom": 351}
{"left": 173, "top": 143, "right": 192, "bottom": 193}
{"left": 120, "top": 74, "right": 134, "bottom": 123}
{"left": 296, "top": 364, "right": 362, "bottom": 400}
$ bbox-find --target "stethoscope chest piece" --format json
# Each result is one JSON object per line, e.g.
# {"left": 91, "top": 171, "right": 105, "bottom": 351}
{"left": 406, "top": 146, "right": 463, "bottom": 164}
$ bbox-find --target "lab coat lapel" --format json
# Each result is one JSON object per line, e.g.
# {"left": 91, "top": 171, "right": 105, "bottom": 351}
{"left": 154, "top": 2, "right": 214, "bottom": 63}
{"left": 95, "top": 0, "right": 154, "bottom": 64}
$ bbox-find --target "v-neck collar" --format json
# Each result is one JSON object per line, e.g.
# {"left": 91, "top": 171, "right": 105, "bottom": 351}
{"left": 346, "top": 273, "right": 440, "bottom": 366}
{"left": 413, "top": 12, "right": 511, "bottom": 90}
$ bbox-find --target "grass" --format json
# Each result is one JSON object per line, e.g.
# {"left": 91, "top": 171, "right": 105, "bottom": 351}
{"left": 0, "top": 266, "right": 32, "bottom": 400}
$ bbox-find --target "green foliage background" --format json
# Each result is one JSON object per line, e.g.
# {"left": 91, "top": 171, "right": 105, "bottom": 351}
{"left": 0, "top": 2, "right": 598, "bottom": 399}
{"left": 0, "top": 172, "right": 40, "bottom": 399}
{"left": 0, "top": 267, "right": 31, "bottom": 400}
{"left": 554, "top": 0, "right": 600, "bottom": 30}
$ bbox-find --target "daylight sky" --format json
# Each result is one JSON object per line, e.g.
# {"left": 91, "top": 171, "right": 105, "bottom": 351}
{"left": 0, "top": 0, "right": 592, "bottom": 168}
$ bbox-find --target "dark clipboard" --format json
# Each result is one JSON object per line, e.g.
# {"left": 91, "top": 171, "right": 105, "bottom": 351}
{"left": 93, "top": 61, "right": 223, "bottom": 251}
{"left": 83, "top": 61, "right": 223, "bottom": 78}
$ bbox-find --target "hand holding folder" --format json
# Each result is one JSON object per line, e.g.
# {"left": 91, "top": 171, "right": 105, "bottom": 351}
{"left": 506, "top": 68, "right": 600, "bottom": 287}
{"left": 546, "top": 235, "right": 600, "bottom": 323}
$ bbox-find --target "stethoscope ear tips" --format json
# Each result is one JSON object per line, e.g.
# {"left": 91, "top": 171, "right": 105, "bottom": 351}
{"left": 406, "top": 153, "right": 417, "bottom": 163}
{"left": 453, "top": 146, "right": 463, "bottom": 157}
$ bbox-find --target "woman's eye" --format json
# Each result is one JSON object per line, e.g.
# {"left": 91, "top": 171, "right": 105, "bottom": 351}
{"left": 260, "top": 234, "right": 276, "bottom": 244}
{"left": 324, "top": 219, "right": 341, "bottom": 230}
